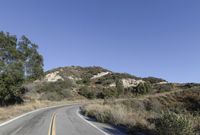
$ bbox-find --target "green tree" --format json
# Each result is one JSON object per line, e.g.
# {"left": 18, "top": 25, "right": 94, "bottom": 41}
{"left": 0, "top": 62, "right": 25, "bottom": 105}
{"left": 0, "top": 32, "right": 43, "bottom": 105}
{"left": 26, "top": 47, "right": 44, "bottom": 80}
{"left": 0, "top": 32, "right": 18, "bottom": 69}
{"left": 18, "top": 36, "right": 44, "bottom": 80}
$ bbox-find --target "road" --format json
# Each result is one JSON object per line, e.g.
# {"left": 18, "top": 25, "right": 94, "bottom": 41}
{"left": 0, "top": 105, "right": 126, "bottom": 135}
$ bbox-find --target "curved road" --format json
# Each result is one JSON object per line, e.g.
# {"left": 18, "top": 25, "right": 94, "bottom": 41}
{"left": 0, "top": 105, "right": 126, "bottom": 135}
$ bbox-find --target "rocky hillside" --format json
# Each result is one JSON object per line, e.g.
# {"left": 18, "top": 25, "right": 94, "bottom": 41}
{"left": 24, "top": 66, "right": 199, "bottom": 135}
{"left": 24, "top": 66, "right": 174, "bottom": 101}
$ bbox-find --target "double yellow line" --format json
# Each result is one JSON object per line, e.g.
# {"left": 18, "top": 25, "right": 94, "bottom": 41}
{"left": 48, "top": 112, "right": 56, "bottom": 135}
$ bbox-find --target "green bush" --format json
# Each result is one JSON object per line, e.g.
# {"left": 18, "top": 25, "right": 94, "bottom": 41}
{"left": 153, "top": 83, "right": 174, "bottom": 93}
{"left": 134, "top": 82, "right": 151, "bottom": 95}
{"left": 0, "top": 63, "right": 25, "bottom": 105}
{"left": 143, "top": 77, "right": 166, "bottom": 84}
{"left": 38, "top": 79, "right": 73, "bottom": 93}
{"left": 102, "top": 88, "right": 117, "bottom": 98}
{"left": 41, "top": 92, "right": 62, "bottom": 101}
{"left": 155, "top": 111, "right": 195, "bottom": 135}
{"left": 38, "top": 79, "right": 74, "bottom": 100}
{"left": 78, "top": 86, "right": 95, "bottom": 99}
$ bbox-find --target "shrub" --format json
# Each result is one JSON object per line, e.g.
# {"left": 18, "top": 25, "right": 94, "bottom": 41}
{"left": 0, "top": 68, "right": 24, "bottom": 106}
{"left": 134, "top": 82, "right": 151, "bottom": 95}
{"left": 78, "top": 86, "right": 95, "bottom": 99}
{"left": 41, "top": 92, "right": 62, "bottom": 101}
{"left": 153, "top": 83, "right": 174, "bottom": 93}
{"left": 81, "top": 103, "right": 150, "bottom": 135}
{"left": 60, "top": 89, "right": 73, "bottom": 98}
{"left": 116, "top": 79, "right": 124, "bottom": 96}
{"left": 82, "top": 104, "right": 134, "bottom": 125}
{"left": 102, "top": 88, "right": 117, "bottom": 98}
{"left": 82, "top": 104, "right": 111, "bottom": 122}
{"left": 37, "top": 79, "right": 74, "bottom": 100}
{"left": 143, "top": 77, "right": 166, "bottom": 84}
{"left": 38, "top": 79, "right": 73, "bottom": 93}
{"left": 155, "top": 111, "right": 195, "bottom": 135}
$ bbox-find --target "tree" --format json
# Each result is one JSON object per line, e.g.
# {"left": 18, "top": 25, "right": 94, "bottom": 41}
{"left": 26, "top": 46, "right": 44, "bottom": 80}
{"left": 0, "top": 59, "right": 24, "bottom": 105}
{"left": 18, "top": 36, "right": 44, "bottom": 80}
{"left": 0, "top": 32, "right": 43, "bottom": 105}
{"left": 0, "top": 32, "right": 18, "bottom": 71}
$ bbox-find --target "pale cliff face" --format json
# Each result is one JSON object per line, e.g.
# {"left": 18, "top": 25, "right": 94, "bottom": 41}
{"left": 122, "top": 78, "right": 144, "bottom": 88}
{"left": 44, "top": 71, "right": 64, "bottom": 82}
{"left": 91, "top": 72, "right": 111, "bottom": 79}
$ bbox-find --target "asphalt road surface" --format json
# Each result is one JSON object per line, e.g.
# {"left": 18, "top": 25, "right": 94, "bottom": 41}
{"left": 0, "top": 105, "right": 126, "bottom": 135}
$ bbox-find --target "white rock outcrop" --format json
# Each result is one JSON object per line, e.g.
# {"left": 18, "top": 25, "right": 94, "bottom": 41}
{"left": 109, "top": 83, "right": 116, "bottom": 87}
{"left": 122, "top": 78, "right": 144, "bottom": 88}
{"left": 68, "top": 76, "right": 82, "bottom": 81}
{"left": 44, "top": 71, "right": 64, "bottom": 82}
{"left": 91, "top": 72, "right": 110, "bottom": 79}
{"left": 157, "top": 81, "right": 168, "bottom": 84}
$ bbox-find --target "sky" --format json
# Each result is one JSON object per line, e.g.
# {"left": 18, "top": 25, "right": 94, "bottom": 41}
{"left": 0, "top": 0, "right": 200, "bottom": 83}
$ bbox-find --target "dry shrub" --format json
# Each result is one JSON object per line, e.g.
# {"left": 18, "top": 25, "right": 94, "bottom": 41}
{"left": 82, "top": 103, "right": 151, "bottom": 132}
{"left": 192, "top": 115, "right": 200, "bottom": 134}
{"left": 109, "top": 104, "right": 136, "bottom": 126}
{"left": 155, "top": 111, "right": 195, "bottom": 135}
{"left": 82, "top": 104, "right": 111, "bottom": 122}
{"left": 82, "top": 89, "right": 200, "bottom": 135}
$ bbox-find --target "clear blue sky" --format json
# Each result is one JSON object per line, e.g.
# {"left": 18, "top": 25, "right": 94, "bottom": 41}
{"left": 0, "top": 0, "right": 199, "bottom": 83}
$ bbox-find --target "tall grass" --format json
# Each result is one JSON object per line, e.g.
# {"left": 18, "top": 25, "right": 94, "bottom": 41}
{"left": 81, "top": 102, "right": 155, "bottom": 134}
{"left": 81, "top": 89, "right": 200, "bottom": 135}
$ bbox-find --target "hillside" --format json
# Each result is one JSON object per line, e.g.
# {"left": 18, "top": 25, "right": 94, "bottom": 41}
{"left": 82, "top": 86, "right": 200, "bottom": 135}
{"left": 24, "top": 66, "right": 170, "bottom": 101}
{"left": 2, "top": 65, "right": 200, "bottom": 135}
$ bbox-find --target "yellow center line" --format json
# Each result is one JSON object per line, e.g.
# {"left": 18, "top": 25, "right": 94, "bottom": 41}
{"left": 48, "top": 112, "right": 56, "bottom": 135}
{"left": 52, "top": 113, "right": 56, "bottom": 135}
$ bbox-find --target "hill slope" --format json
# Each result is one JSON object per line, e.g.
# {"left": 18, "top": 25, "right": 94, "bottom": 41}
{"left": 24, "top": 66, "right": 169, "bottom": 100}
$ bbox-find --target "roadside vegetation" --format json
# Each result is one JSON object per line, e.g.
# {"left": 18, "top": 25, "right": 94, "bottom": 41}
{"left": 81, "top": 87, "right": 200, "bottom": 135}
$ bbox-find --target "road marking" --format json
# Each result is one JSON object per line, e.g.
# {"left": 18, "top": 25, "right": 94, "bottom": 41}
{"left": 48, "top": 113, "right": 54, "bottom": 135}
{"left": 48, "top": 112, "right": 56, "bottom": 135}
{"left": 52, "top": 113, "right": 56, "bottom": 135}
{"left": 10, "top": 126, "right": 24, "bottom": 134}
{"left": 0, "top": 103, "right": 79, "bottom": 127}
{"left": 76, "top": 109, "right": 110, "bottom": 135}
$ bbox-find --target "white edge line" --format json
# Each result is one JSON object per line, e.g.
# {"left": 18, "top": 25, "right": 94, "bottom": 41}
{"left": 76, "top": 108, "right": 110, "bottom": 135}
{"left": 0, "top": 103, "right": 78, "bottom": 127}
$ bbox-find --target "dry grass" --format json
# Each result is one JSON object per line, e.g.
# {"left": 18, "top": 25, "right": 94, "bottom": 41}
{"left": 81, "top": 88, "right": 200, "bottom": 135}
{"left": 0, "top": 99, "right": 86, "bottom": 123}
{"left": 82, "top": 102, "right": 155, "bottom": 134}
